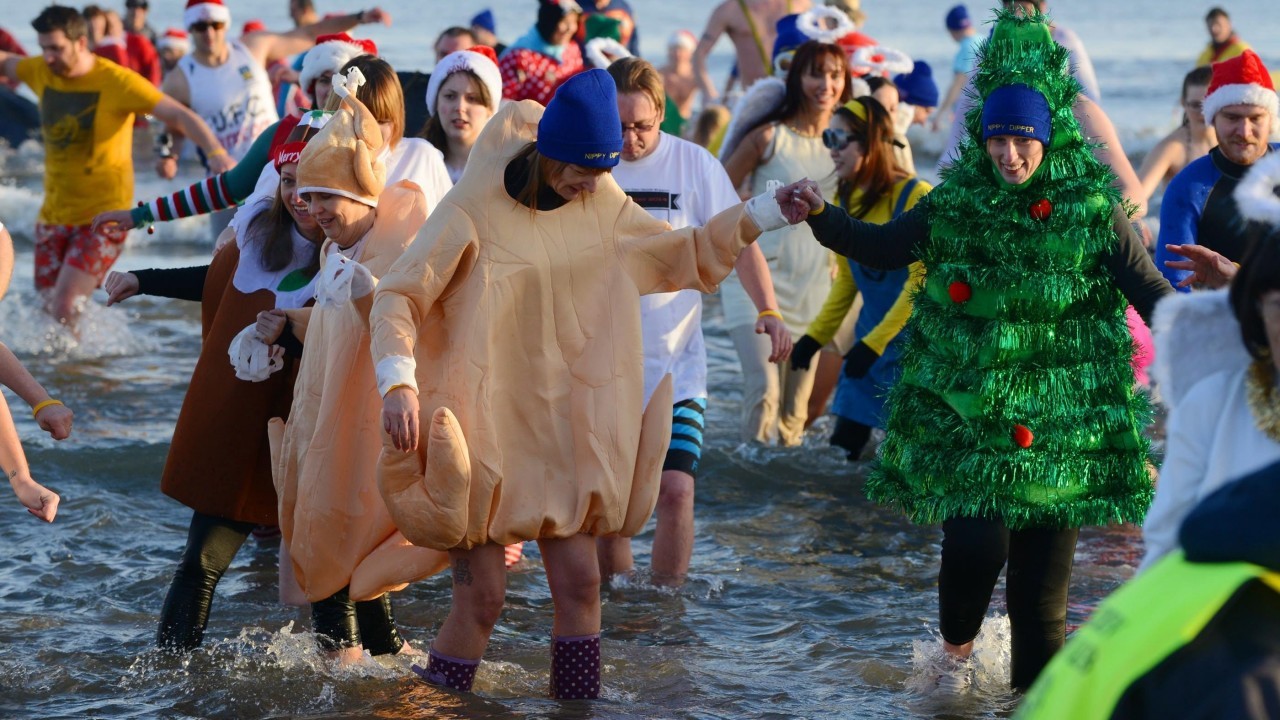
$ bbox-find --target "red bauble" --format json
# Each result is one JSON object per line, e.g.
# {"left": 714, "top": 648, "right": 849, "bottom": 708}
{"left": 1029, "top": 198, "right": 1053, "bottom": 221}
{"left": 1013, "top": 424, "right": 1035, "bottom": 449}
{"left": 948, "top": 281, "right": 972, "bottom": 304}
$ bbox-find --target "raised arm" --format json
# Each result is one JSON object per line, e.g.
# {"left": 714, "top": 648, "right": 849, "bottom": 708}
{"left": 1103, "top": 206, "right": 1173, "bottom": 323}
{"left": 245, "top": 8, "right": 390, "bottom": 65}
{"left": 1074, "top": 96, "right": 1146, "bottom": 218}
{"left": 693, "top": 5, "right": 730, "bottom": 103}
{"left": 150, "top": 96, "right": 235, "bottom": 174}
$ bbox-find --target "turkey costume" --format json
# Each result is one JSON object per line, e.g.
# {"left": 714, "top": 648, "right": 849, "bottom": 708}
{"left": 369, "top": 79, "right": 790, "bottom": 553}
{"left": 266, "top": 78, "right": 448, "bottom": 616}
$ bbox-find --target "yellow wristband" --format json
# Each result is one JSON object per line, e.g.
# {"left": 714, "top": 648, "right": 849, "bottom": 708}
{"left": 757, "top": 309, "right": 783, "bottom": 322}
{"left": 31, "top": 399, "right": 63, "bottom": 420}
{"left": 385, "top": 384, "right": 414, "bottom": 396}
{"left": 808, "top": 202, "right": 825, "bottom": 216}
{"left": 207, "top": 147, "right": 228, "bottom": 159}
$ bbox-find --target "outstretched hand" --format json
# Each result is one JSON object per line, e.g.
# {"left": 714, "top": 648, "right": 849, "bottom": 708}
{"left": 755, "top": 314, "right": 793, "bottom": 363}
{"left": 383, "top": 387, "right": 419, "bottom": 452}
{"left": 1164, "top": 245, "right": 1237, "bottom": 289}
{"left": 92, "top": 209, "right": 136, "bottom": 234}
{"left": 103, "top": 271, "right": 140, "bottom": 306}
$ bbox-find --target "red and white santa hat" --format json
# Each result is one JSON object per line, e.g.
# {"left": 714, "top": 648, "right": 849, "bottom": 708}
{"left": 1203, "top": 50, "right": 1278, "bottom": 124}
{"left": 156, "top": 28, "right": 190, "bottom": 54}
{"left": 185, "top": 0, "right": 231, "bottom": 28}
{"left": 425, "top": 46, "right": 502, "bottom": 116}
{"left": 299, "top": 34, "right": 378, "bottom": 104}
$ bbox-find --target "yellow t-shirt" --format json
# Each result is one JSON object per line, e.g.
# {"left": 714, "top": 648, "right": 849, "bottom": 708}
{"left": 18, "top": 56, "right": 163, "bottom": 225}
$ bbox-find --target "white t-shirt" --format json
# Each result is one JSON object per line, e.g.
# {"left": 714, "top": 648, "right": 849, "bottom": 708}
{"left": 611, "top": 133, "right": 740, "bottom": 407}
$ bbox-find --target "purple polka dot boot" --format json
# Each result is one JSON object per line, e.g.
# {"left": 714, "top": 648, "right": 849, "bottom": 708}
{"left": 411, "top": 648, "right": 479, "bottom": 692}
{"left": 550, "top": 633, "right": 601, "bottom": 700}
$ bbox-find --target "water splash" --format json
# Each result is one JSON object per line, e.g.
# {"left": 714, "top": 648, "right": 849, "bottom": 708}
{"left": 0, "top": 288, "right": 157, "bottom": 360}
{"left": 906, "top": 614, "right": 1012, "bottom": 694}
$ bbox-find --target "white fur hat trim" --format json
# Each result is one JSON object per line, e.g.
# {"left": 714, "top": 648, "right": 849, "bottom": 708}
{"left": 1234, "top": 151, "right": 1280, "bottom": 226}
{"left": 425, "top": 49, "right": 503, "bottom": 117}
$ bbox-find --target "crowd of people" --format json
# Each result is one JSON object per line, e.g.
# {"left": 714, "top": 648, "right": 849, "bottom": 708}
{"left": 0, "top": 0, "right": 1276, "bottom": 712}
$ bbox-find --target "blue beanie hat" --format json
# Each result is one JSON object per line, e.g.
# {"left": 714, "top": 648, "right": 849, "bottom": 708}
{"left": 470, "top": 9, "right": 496, "bottom": 35}
{"left": 538, "top": 69, "right": 623, "bottom": 168}
{"left": 945, "top": 5, "right": 971, "bottom": 31}
{"left": 772, "top": 14, "right": 808, "bottom": 63}
{"left": 981, "top": 84, "right": 1052, "bottom": 145}
{"left": 894, "top": 61, "right": 940, "bottom": 108}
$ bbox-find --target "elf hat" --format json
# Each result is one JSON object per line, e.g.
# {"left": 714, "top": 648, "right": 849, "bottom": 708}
{"left": 537, "top": 68, "right": 623, "bottom": 169}
{"left": 1202, "top": 50, "right": 1278, "bottom": 125}
{"left": 184, "top": 0, "right": 230, "bottom": 28}
{"left": 157, "top": 28, "right": 189, "bottom": 54}
{"left": 297, "top": 68, "right": 387, "bottom": 207}
{"left": 299, "top": 34, "right": 377, "bottom": 105}
{"left": 425, "top": 47, "right": 502, "bottom": 116}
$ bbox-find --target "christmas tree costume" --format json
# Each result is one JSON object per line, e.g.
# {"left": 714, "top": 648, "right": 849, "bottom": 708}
{"left": 804, "top": 11, "right": 1173, "bottom": 688}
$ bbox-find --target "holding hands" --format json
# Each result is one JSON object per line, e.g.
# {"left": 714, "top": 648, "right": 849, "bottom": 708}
{"left": 774, "top": 179, "right": 826, "bottom": 224}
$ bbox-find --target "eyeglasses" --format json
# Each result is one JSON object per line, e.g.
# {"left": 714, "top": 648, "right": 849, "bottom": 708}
{"left": 1184, "top": 100, "right": 1204, "bottom": 111}
{"left": 822, "top": 128, "right": 855, "bottom": 150}
{"left": 190, "top": 21, "right": 227, "bottom": 33}
{"left": 621, "top": 117, "right": 659, "bottom": 136}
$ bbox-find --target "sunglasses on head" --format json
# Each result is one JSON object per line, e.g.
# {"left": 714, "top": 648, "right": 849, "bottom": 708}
{"left": 191, "top": 21, "right": 227, "bottom": 32}
{"left": 822, "top": 128, "right": 855, "bottom": 150}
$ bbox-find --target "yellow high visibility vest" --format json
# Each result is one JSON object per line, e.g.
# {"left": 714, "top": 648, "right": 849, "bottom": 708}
{"left": 1016, "top": 551, "right": 1280, "bottom": 719}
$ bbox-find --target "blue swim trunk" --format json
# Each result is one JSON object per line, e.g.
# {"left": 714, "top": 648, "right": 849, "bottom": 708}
{"left": 663, "top": 398, "right": 707, "bottom": 477}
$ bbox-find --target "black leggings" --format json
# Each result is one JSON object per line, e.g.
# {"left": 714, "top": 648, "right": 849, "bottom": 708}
{"left": 157, "top": 511, "right": 254, "bottom": 651}
{"left": 157, "top": 511, "right": 405, "bottom": 656}
{"left": 938, "top": 516, "right": 1079, "bottom": 690}
{"left": 830, "top": 417, "right": 872, "bottom": 460}
{"left": 311, "top": 588, "right": 405, "bottom": 656}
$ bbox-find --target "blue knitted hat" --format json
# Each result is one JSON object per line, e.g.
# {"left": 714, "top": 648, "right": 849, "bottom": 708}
{"left": 538, "top": 69, "right": 623, "bottom": 168}
{"left": 772, "top": 15, "right": 808, "bottom": 63}
{"left": 981, "top": 84, "right": 1052, "bottom": 144}
{"left": 470, "top": 9, "right": 495, "bottom": 34}
{"left": 945, "top": 5, "right": 971, "bottom": 31}
{"left": 894, "top": 61, "right": 939, "bottom": 108}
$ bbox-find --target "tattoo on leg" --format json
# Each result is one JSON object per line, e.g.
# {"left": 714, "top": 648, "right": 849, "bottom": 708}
{"left": 453, "top": 559, "right": 473, "bottom": 587}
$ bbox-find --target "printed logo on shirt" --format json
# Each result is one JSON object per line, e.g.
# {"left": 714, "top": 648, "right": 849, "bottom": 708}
{"left": 239, "top": 65, "right": 254, "bottom": 81}
{"left": 40, "top": 88, "right": 98, "bottom": 166}
{"left": 626, "top": 191, "right": 681, "bottom": 211}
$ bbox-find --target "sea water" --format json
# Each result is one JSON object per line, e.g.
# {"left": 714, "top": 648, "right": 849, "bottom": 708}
{"left": 0, "top": 0, "right": 1274, "bottom": 717}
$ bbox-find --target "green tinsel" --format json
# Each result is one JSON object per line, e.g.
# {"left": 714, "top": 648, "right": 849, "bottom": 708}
{"left": 864, "top": 10, "right": 1153, "bottom": 530}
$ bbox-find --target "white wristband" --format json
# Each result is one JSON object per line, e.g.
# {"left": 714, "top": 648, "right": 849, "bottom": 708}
{"left": 745, "top": 189, "right": 789, "bottom": 233}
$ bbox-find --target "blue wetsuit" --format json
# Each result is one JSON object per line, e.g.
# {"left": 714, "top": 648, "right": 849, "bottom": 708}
{"left": 1155, "top": 144, "right": 1279, "bottom": 291}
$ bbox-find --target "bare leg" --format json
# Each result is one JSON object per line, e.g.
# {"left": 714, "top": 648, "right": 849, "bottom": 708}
{"left": 277, "top": 541, "right": 307, "bottom": 607}
{"left": 432, "top": 543, "right": 508, "bottom": 660}
{"left": 804, "top": 349, "right": 843, "bottom": 428}
{"left": 650, "top": 469, "right": 695, "bottom": 585}
{"left": 47, "top": 264, "right": 100, "bottom": 327}
{"left": 595, "top": 534, "right": 633, "bottom": 579}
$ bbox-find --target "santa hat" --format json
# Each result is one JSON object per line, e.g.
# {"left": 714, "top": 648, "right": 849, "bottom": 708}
{"left": 241, "top": 19, "right": 266, "bottom": 36}
{"left": 156, "top": 28, "right": 189, "bottom": 54}
{"left": 668, "top": 30, "right": 697, "bottom": 51}
{"left": 299, "top": 34, "right": 378, "bottom": 104}
{"left": 297, "top": 68, "right": 387, "bottom": 207}
{"left": 425, "top": 47, "right": 502, "bottom": 116}
{"left": 1203, "top": 50, "right": 1278, "bottom": 124}
{"left": 184, "top": 0, "right": 231, "bottom": 28}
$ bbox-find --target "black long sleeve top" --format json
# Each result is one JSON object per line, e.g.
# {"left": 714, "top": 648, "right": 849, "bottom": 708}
{"left": 804, "top": 196, "right": 1173, "bottom": 324}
